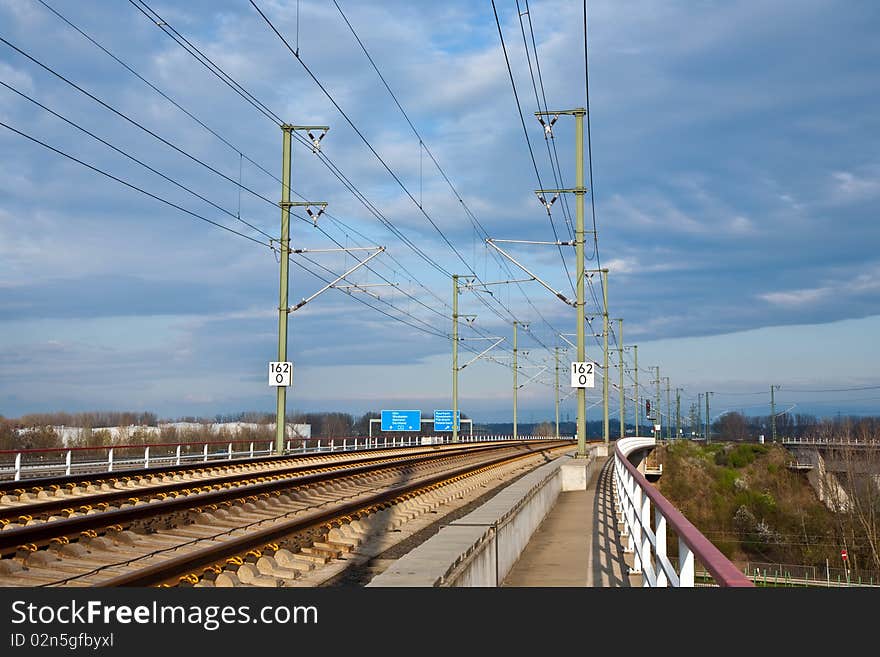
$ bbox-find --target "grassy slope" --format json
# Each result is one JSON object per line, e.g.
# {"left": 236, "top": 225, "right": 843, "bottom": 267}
{"left": 655, "top": 441, "right": 838, "bottom": 567}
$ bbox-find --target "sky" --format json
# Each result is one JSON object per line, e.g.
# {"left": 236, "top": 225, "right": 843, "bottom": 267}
{"left": 1, "top": 0, "right": 879, "bottom": 426}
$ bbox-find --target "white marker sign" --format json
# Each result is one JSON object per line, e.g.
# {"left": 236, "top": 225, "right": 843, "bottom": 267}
{"left": 570, "top": 361, "right": 595, "bottom": 388}
{"left": 269, "top": 361, "right": 293, "bottom": 387}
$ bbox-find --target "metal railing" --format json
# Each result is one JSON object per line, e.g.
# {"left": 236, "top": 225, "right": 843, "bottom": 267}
{"left": 0, "top": 434, "right": 565, "bottom": 482}
{"left": 781, "top": 437, "right": 880, "bottom": 447}
{"left": 614, "top": 437, "right": 754, "bottom": 587}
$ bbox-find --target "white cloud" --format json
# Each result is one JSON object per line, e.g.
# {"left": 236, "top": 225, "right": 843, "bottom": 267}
{"left": 830, "top": 168, "right": 880, "bottom": 203}
{"left": 759, "top": 287, "right": 829, "bottom": 307}
{"left": 759, "top": 265, "right": 880, "bottom": 307}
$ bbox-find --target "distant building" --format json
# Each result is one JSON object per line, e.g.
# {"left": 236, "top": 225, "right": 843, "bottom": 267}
{"left": 17, "top": 422, "right": 311, "bottom": 446}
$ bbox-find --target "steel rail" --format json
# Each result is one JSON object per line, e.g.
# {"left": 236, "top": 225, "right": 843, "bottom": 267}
{"left": 99, "top": 442, "right": 568, "bottom": 586}
{"left": 0, "top": 443, "right": 558, "bottom": 554}
{"left": 0, "top": 444, "right": 505, "bottom": 524}
{"left": 0, "top": 439, "right": 413, "bottom": 489}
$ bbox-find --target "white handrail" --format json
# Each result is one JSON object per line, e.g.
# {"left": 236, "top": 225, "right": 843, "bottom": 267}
{"left": 614, "top": 436, "right": 752, "bottom": 588}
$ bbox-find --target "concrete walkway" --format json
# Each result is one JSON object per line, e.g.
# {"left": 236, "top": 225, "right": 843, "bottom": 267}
{"left": 502, "top": 455, "right": 632, "bottom": 587}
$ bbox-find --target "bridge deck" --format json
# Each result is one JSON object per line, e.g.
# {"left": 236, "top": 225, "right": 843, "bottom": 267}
{"left": 502, "top": 455, "right": 634, "bottom": 587}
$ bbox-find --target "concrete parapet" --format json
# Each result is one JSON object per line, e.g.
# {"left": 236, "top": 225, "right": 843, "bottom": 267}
{"left": 367, "top": 449, "right": 596, "bottom": 587}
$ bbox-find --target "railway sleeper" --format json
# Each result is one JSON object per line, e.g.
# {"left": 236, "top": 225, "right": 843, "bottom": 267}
{"left": 232, "top": 563, "right": 285, "bottom": 587}
{"left": 294, "top": 550, "right": 331, "bottom": 564}
{"left": 256, "top": 555, "right": 302, "bottom": 580}
{"left": 312, "top": 540, "right": 351, "bottom": 555}
{"left": 271, "top": 549, "right": 314, "bottom": 572}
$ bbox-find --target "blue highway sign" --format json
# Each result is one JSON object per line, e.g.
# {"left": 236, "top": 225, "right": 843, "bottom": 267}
{"left": 381, "top": 409, "right": 422, "bottom": 432}
{"left": 433, "top": 409, "right": 460, "bottom": 432}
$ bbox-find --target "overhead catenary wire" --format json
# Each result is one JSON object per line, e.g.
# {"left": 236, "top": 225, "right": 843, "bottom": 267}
{"left": 127, "top": 0, "right": 283, "bottom": 126}
{"left": 490, "top": 0, "right": 575, "bottom": 297}
{"left": 0, "top": 78, "right": 274, "bottom": 243}
{"left": 250, "top": 0, "right": 569, "bottom": 358}
{"left": 121, "top": 1, "right": 547, "bottom": 364}
{"left": 36, "top": 0, "right": 282, "bottom": 188}
{"left": 34, "top": 0, "right": 473, "bottom": 339}
{"left": 0, "top": 119, "right": 271, "bottom": 249}
{"left": 330, "top": 0, "right": 562, "bottom": 342}
{"left": 0, "top": 35, "right": 281, "bottom": 212}
{"left": 56, "top": 2, "right": 592, "bottom": 390}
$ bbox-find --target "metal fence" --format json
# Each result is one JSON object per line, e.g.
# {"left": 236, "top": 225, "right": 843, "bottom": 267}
{"left": 614, "top": 437, "right": 754, "bottom": 587}
{"left": 0, "top": 434, "right": 563, "bottom": 482}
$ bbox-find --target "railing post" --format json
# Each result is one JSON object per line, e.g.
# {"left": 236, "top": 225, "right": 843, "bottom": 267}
{"left": 108, "top": 448, "right": 114, "bottom": 473}
{"left": 14, "top": 452, "right": 21, "bottom": 481}
{"left": 317, "top": 439, "right": 322, "bottom": 453}
{"left": 678, "top": 538, "right": 694, "bottom": 587}
{"left": 268, "top": 441, "right": 273, "bottom": 456}
{"left": 655, "top": 507, "right": 668, "bottom": 587}
{"left": 639, "top": 491, "right": 652, "bottom": 586}
{"left": 144, "top": 446, "right": 150, "bottom": 469}
{"left": 629, "top": 484, "right": 642, "bottom": 572}
{"left": 203, "top": 443, "right": 209, "bottom": 463}
{"left": 249, "top": 442, "right": 254, "bottom": 458}
{"left": 65, "top": 450, "right": 72, "bottom": 476}
{"left": 286, "top": 440, "right": 291, "bottom": 452}
{"left": 331, "top": 439, "right": 335, "bottom": 451}
{"left": 176, "top": 444, "right": 181, "bottom": 466}
{"left": 343, "top": 438, "right": 348, "bottom": 451}
{"left": 227, "top": 443, "right": 233, "bottom": 460}
{"left": 620, "top": 467, "right": 631, "bottom": 546}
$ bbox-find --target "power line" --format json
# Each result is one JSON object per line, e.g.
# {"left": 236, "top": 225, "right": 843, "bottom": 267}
{"left": 35, "top": 0, "right": 477, "bottom": 343}
{"left": 122, "top": 0, "right": 535, "bottom": 364}
{"left": 250, "top": 0, "right": 477, "bottom": 280}
{"left": 491, "top": 0, "right": 575, "bottom": 297}
{"left": 251, "top": 0, "right": 569, "bottom": 357}
{"left": 36, "top": 0, "right": 281, "bottom": 188}
{"left": 0, "top": 119, "right": 272, "bottom": 249}
{"left": 0, "top": 78, "right": 275, "bottom": 243}
{"left": 0, "top": 35, "right": 280, "bottom": 211}
{"left": 517, "top": 0, "right": 575, "bottom": 241}
{"left": 128, "top": 0, "right": 283, "bottom": 125}
{"left": 330, "top": 0, "right": 560, "bottom": 335}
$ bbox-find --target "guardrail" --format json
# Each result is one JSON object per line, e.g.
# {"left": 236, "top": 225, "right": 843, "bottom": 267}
{"left": 614, "top": 437, "right": 754, "bottom": 587}
{"left": 782, "top": 437, "right": 880, "bottom": 446}
{"left": 0, "top": 434, "right": 567, "bottom": 482}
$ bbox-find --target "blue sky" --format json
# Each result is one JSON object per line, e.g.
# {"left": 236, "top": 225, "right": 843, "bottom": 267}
{"left": 1, "top": 0, "right": 879, "bottom": 425}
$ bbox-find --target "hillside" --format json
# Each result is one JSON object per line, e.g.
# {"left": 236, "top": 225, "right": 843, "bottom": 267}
{"left": 654, "top": 441, "right": 853, "bottom": 573}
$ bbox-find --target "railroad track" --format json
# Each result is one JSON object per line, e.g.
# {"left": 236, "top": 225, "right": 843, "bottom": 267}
{"left": 0, "top": 443, "right": 473, "bottom": 519}
{"left": 0, "top": 440, "right": 572, "bottom": 587}
{"left": 0, "top": 443, "right": 504, "bottom": 527}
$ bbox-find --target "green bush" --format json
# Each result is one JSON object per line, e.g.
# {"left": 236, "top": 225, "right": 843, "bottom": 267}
{"left": 718, "top": 468, "right": 738, "bottom": 492}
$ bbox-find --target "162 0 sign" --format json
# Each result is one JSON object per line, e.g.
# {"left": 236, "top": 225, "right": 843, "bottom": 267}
{"left": 570, "top": 361, "right": 595, "bottom": 388}
{"left": 269, "top": 361, "right": 293, "bottom": 387}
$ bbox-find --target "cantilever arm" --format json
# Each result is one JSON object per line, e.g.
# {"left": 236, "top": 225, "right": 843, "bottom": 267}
{"left": 289, "top": 247, "right": 385, "bottom": 311}
{"left": 485, "top": 239, "right": 574, "bottom": 307}
{"left": 459, "top": 338, "right": 505, "bottom": 371}
{"left": 518, "top": 366, "right": 548, "bottom": 389}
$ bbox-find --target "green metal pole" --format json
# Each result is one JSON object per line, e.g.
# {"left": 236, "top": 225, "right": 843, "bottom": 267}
{"left": 706, "top": 392, "right": 711, "bottom": 444}
{"left": 655, "top": 366, "right": 661, "bottom": 441}
{"left": 633, "top": 345, "right": 639, "bottom": 437}
{"left": 274, "top": 125, "right": 293, "bottom": 455}
{"left": 452, "top": 275, "right": 459, "bottom": 443}
{"left": 618, "top": 318, "right": 624, "bottom": 439}
{"left": 602, "top": 268, "right": 609, "bottom": 446}
{"left": 513, "top": 321, "right": 518, "bottom": 440}
{"left": 771, "top": 384, "right": 778, "bottom": 443}
{"left": 575, "top": 109, "right": 587, "bottom": 457}
{"left": 676, "top": 388, "right": 682, "bottom": 440}
{"left": 665, "top": 377, "right": 671, "bottom": 441}
{"left": 697, "top": 393, "right": 703, "bottom": 440}
{"left": 555, "top": 346, "right": 560, "bottom": 439}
